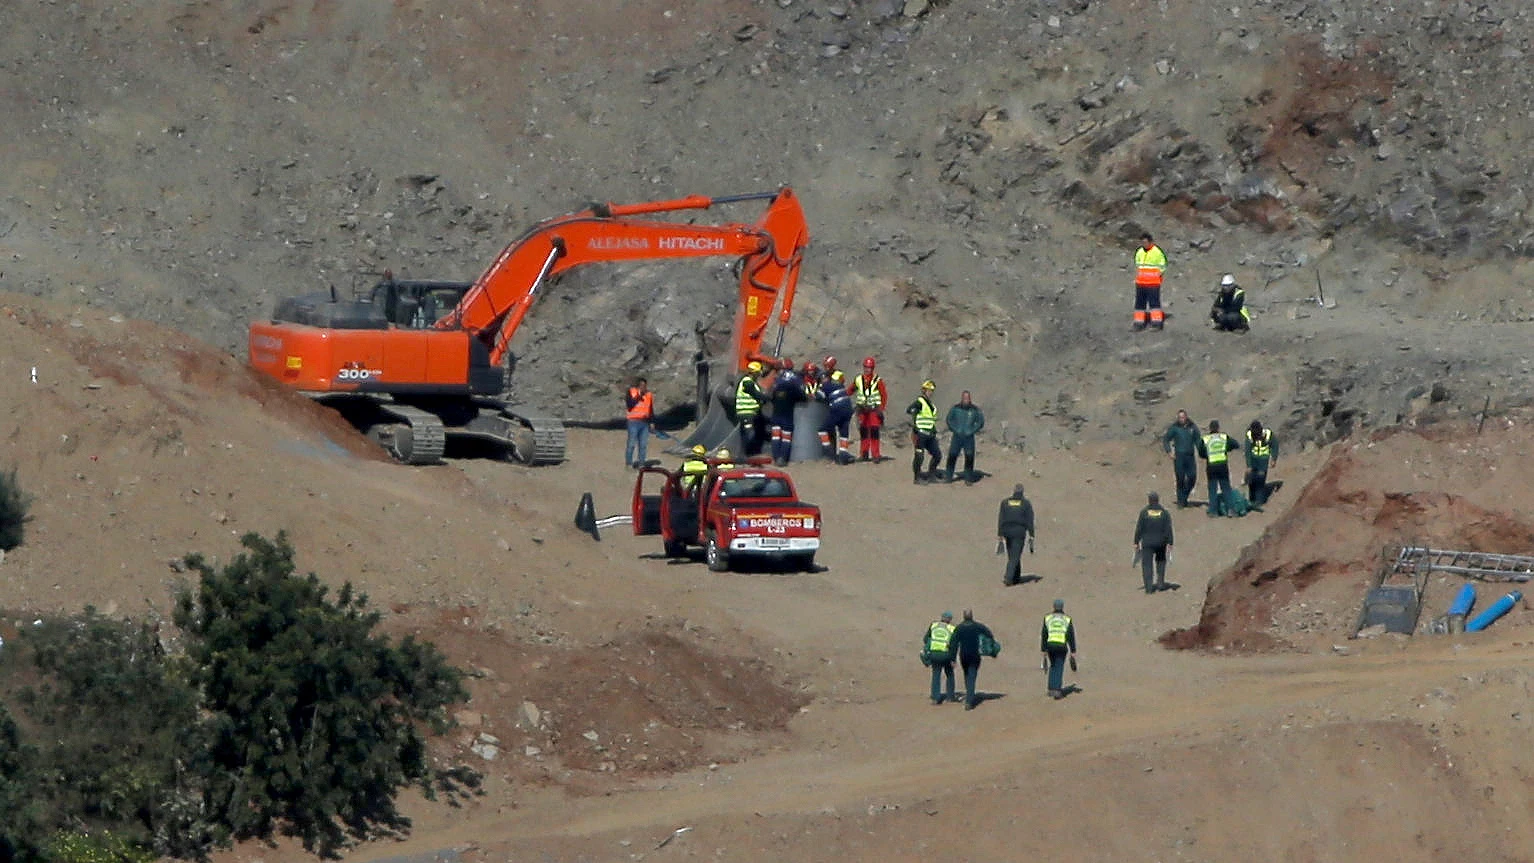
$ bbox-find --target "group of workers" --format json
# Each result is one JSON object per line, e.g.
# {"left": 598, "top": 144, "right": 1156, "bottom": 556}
{"left": 1129, "top": 233, "right": 1251, "bottom": 334}
{"left": 1162, "top": 409, "right": 1279, "bottom": 517}
{"left": 922, "top": 599, "right": 1077, "bottom": 706}
{"left": 728, "top": 356, "right": 989, "bottom": 483}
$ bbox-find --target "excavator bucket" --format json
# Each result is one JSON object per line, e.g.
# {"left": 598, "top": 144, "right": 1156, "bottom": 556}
{"left": 674, "top": 384, "right": 741, "bottom": 456}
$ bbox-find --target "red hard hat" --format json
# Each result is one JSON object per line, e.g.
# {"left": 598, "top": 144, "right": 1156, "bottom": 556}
{"left": 779, "top": 357, "right": 793, "bottom": 370}
{"left": 824, "top": 355, "right": 837, "bottom": 370}
{"left": 802, "top": 361, "right": 817, "bottom": 374}
{"left": 863, "top": 356, "right": 876, "bottom": 368}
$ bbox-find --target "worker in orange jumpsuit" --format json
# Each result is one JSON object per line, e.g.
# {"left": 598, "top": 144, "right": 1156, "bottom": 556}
{"left": 852, "top": 356, "right": 889, "bottom": 462}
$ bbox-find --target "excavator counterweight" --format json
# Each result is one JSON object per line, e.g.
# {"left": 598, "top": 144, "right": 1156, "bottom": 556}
{"left": 248, "top": 188, "right": 809, "bottom": 465}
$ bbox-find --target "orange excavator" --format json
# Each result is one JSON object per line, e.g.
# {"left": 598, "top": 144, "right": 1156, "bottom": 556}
{"left": 248, "top": 188, "right": 809, "bottom": 465}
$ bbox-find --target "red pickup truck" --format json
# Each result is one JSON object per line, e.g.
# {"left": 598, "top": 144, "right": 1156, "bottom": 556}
{"left": 632, "top": 461, "right": 821, "bottom": 572}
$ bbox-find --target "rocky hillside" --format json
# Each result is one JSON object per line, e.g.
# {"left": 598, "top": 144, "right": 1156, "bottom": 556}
{"left": 2, "top": 0, "right": 1532, "bottom": 446}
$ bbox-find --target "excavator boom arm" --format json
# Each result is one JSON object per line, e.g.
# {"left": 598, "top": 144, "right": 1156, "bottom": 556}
{"left": 442, "top": 188, "right": 809, "bottom": 373}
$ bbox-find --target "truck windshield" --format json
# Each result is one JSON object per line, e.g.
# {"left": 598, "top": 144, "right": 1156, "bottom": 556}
{"left": 719, "top": 476, "right": 792, "bottom": 499}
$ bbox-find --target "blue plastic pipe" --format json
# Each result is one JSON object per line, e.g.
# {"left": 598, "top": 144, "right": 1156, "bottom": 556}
{"left": 1447, "top": 583, "right": 1477, "bottom": 618}
{"left": 1465, "top": 590, "right": 1522, "bottom": 632}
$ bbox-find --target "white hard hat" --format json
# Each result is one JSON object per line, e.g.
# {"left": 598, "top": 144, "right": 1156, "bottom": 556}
{"left": 1220, "top": 274, "right": 1236, "bottom": 287}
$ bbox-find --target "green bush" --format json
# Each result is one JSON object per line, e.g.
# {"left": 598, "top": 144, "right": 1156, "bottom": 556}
{"left": 174, "top": 531, "right": 468, "bottom": 857}
{"left": 17, "top": 609, "right": 216, "bottom": 859}
{"left": 0, "top": 465, "right": 33, "bottom": 551}
{"left": 44, "top": 830, "right": 156, "bottom": 863}
{"left": 0, "top": 701, "right": 44, "bottom": 861}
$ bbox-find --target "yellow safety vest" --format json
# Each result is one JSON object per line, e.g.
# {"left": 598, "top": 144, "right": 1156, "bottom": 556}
{"left": 829, "top": 369, "right": 846, "bottom": 384}
{"left": 913, "top": 396, "right": 937, "bottom": 434}
{"left": 1045, "top": 613, "right": 1072, "bottom": 646}
{"left": 926, "top": 621, "right": 955, "bottom": 656}
{"left": 734, "top": 375, "right": 760, "bottom": 417}
{"left": 1203, "top": 433, "right": 1229, "bottom": 465}
{"left": 1247, "top": 428, "right": 1271, "bottom": 458}
{"left": 681, "top": 458, "right": 708, "bottom": 478}
{"left": 1135, "top": 245, "right": 1167, "bottom": 287}
{"left": 853, "top": 374, "right": 884, "bottom": 409}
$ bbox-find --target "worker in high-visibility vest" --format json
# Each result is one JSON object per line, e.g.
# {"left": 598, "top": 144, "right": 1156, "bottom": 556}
{"left": 1210, "top": 274, "right": 1251, "bottom": 332}
{"left": 1040, "top": 599, "right": 1077, "bottom": 700}
{"left": 1196, "top": 419, "right": 1240, "bottom": 517}
{"left": 733, "top": 362, "right": 770, "bottom": 458}
{"left": 922, "top": 611, "right": 957, "bottom": 706}
{"left": 679, "top": 444, "right": 710, "bottom": 496}
{"left": 905, "top": 380, "right": 941, "bottom": 484}
{"left": 852, "top": 356, "right": 889, "bottom": 462}
{"left": 1245, "top": 420, "right": 1278, "bottom": 507}
{"left": 1132, "top": 232, "right": 1167, "bottom": 331}
{"left": 624, "top": 377, "right": 655, "bottom": 468}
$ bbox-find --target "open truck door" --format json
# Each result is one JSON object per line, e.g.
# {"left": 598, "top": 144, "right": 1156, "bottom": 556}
{"left": 632, "top": 466, "right": 674, "bottom": 536}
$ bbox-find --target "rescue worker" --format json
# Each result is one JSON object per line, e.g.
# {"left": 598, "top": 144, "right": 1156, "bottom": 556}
{"left": 852, "top": 356, "right": 889, "bottom": 462}
{"left": 1210, "top": 274, "right": 1250, "bottom": 332}
{"left": 816, "top": 363, "right": 855, "bottom": 464}
{"left": 733, "top": 361, "right": 770, "bottom": 458}
{"left": 1133, "top": 491, "right": 1175, "bottom": 594}
{"left": 624, "top": 377, "right": 655, "bottom": 468}
{"left": 679, "top": 444, "right": 710, "bottom": 496}
{"left": 1040, "top": 599, "right": 1077, "bottom": 700}
{"left": 951, "top": 609, "right": 996, "bottom": 710}
{"left": 1245, "top": 420, "right": 1278, "bottom": 506}
{"left": 1161, "top": 409, "right": 1202, "bottom": 508}
{"left": 1133, "top": 232, "right": 1168, "bottom": 331}
{"left": 703, "top": 448, "right": 734, "bottom": 500}
{"left": 823, "top": 355, "right": 846, "bottom": 385}
{"left": 997, "top": 484, "right": 1036, "bottom": 586}
{"left": 922, "top": 611, "right": 957, "bottom": 705}
{"left": 1197, "top": 420, "right": 1240, "bottom": 517}
{"left": 801, "top": 361, "right": 821, "bottom": 399}
{"left": 906, "top": 380, "right": 941, "bottom": 484}
{"left": 943, "top": 390, "right": 986, "bottom": 482}
{"left": 767, "top": 357, "right": 805, "bottom": 467}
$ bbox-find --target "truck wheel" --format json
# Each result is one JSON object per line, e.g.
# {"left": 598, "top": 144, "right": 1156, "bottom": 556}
{"left": 706, "top": 536, "right": 729, "bottom": 572}
{"left": 663, "top": 538, "right": 688, "bottom": 558}
{"left": 790, "top": 553, "right": 816, "bottom": 573}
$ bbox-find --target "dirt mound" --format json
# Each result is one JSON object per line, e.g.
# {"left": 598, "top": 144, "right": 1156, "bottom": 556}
{"left": 394, "top": 607, "right": 805, "bottom": 789}
{"left": 1165, "top": 425, "right": 1534, "bottom": 652}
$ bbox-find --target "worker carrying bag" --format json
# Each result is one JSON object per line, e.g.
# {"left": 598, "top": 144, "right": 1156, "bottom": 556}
{"left": 979, "top": 634, "right": 1001, "bottom": 658}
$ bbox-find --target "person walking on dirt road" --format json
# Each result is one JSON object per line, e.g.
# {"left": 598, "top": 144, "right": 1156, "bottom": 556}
{"left": 943, "top": 390, "right": 986, "bottom": 482}
{"left": 952, "top": 609, "right": 997, "bottom": 710}
{"left": 1040, "top": 599, "right": 1077, "bottom": 700}
{"left": 922, "top": 611, "right": 958, "bottom": 705}
{"left": 997, "top": 484, "right": 1036, "bottom": 587}
{"left": 906, "top": 379, "right": 941, "bottom": 484}
{"left": 1161, "top": 409, "right": 1201, "bottom": 508}
{"left": 1133, "top": 492, "right": 1174, "bottom": 593}
{"left": 1132, "top": 232, "right": 1167, "bottom": 331}
{"left": 1197, "top": 420, "right": 1239, "bottom": 517}
{"left": 1245, "top": 420, "right": 1278, "bottom": 507}
{"left": 624, "top": 377, "right": 655, "bottom": 468}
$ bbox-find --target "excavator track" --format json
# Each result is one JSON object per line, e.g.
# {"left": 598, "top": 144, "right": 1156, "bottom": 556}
{"left": 502, "top": 406, "right": 567, "bottom": 465}
{"left": 375, "top": 403, "right": 447, "bottom": 465}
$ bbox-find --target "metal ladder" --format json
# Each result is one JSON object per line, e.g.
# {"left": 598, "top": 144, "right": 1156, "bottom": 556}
{"left": 1391, "top": 546, "right": 1534, "bottom": 583}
